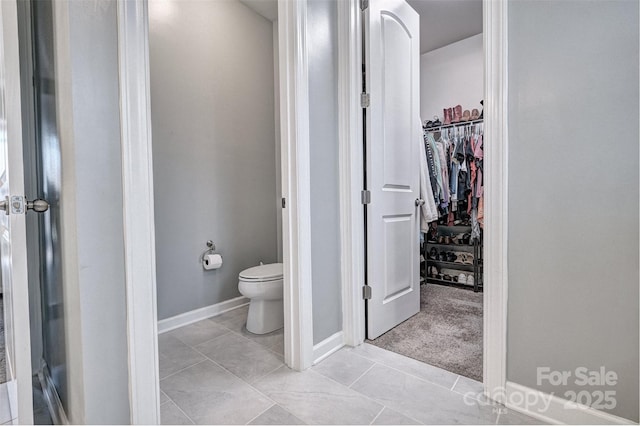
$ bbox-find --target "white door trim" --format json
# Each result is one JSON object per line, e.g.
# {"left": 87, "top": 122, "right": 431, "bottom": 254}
{"left": 116, "top": 1, "right": 160, "bottom": 423}
{"left": 118, "top": 1, "right": 316, "bottom": 420}
{"left": 337, "top": 0, "right": 366, "bottom": 346}
{"left": 277, "top": 0, "right": 314, "bottom": 371}
{"left": 338, "top": 0, "right": 509, "bottom": 402}
{"left": 482, "top": 0, "right": 509, "bottom": 402}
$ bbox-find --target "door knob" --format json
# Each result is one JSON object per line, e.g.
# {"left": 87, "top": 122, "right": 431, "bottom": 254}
{"left": 0, "top": 196, "right": 49, "bottom": 215}
{"left": 415, "top": 198, "right": 425, "bottom": 207}
{"left": 27, "top": 199, "right": 49, "bottom": 213}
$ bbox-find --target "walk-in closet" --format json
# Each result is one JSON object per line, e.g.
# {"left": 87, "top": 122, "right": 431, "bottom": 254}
{"left": 366, "top": 0, "right": 485, "bottom": 384}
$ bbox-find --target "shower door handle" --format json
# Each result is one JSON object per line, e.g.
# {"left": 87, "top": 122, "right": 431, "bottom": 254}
{"left": 0, "top": 196, "right": 49, "bottom": 215}
{"left": 26, "top": 198, "right": 50, "bottom": 213}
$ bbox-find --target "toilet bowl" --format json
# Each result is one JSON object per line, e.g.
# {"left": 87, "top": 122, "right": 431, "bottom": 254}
{"left": 238, "top": 263, "right": 284, "bottom": 334}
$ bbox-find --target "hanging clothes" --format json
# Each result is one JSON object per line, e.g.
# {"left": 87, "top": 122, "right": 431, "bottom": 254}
{"left": 419, "top": 122, "right": 438, "bottom": 230}
{"left": 420, "top": 122, "right": 484, "bottom": 229}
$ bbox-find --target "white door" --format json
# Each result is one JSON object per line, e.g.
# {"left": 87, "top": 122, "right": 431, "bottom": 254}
{"left": 0, "top": 0, "right": 34, "bottom": 423}
{"left": 365, "top": 0, "right": 421, "bottom": 339}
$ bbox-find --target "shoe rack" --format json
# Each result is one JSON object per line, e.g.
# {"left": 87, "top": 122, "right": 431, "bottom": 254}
{"left": 421, "top": 224, "right": 483, "bottom": 293}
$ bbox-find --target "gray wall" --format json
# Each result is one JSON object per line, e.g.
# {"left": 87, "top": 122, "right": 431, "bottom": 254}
{"left": 55, "top": 0, "right": 131, "bottom": 422}
{"left": 149, "top": 0, "right": 279, "bottom": 320}
{"left": 308, "top": 0, "right": 342, "bottom": 345}
{"left": 507, "top": 0, "right": 639, "bottom": 421}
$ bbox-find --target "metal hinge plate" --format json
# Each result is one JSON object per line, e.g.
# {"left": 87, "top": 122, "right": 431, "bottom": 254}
{"left": 361, "top": 190, "right": 371, "bottom": 204}
{"left": 10, "top": 195, "right": 25, "bottom": 214}
{"left": 363, "top": 285, "right": 372, "bottom": 300}
{"left": 361, "top": 0, "right": 369, "bottom": 10}
{"left": 360, "top": 92, "right": 370, "bottom": 108}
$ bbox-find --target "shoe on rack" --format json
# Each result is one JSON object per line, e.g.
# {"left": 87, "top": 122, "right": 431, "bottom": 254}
{"left": 461, "top": 110, "right": 471, "bottom": 121}
{"left": 467, "top": 275, "right": 474, "bottom": 286}
{"left": 429, "top": 247, "right": 438, "bottom": 259}
{"left": 443, "top": 108, "right": 451, "bottom": 125}
{"left": 458, "top": 273, "right": 467, "bottom": 284}
{"left": 470, "top": 108, "right": 480, "bottom": 120}
{"left": 452, "top": 105, "right": 462, "bottom": 123}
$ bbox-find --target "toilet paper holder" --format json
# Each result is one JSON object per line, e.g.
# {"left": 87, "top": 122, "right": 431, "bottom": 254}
{"left": 200, "top": 240, "right": 216, "bottom": 262}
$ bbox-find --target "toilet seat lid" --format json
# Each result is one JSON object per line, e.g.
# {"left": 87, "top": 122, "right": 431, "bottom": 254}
{"left": 239, "top": 263, "right": 283, "bottom": 281}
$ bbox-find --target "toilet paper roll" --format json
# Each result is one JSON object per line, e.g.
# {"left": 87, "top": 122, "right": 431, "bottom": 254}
{"left": 203, "top": 253, "right": 223, "bottom": 270}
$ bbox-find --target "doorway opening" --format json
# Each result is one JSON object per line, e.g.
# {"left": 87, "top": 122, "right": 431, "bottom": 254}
{"left": 362, "top": 0, "right": 486, "bottom": 385}
{"left": 147, "top": 1, "right": 291, "bottom": 423}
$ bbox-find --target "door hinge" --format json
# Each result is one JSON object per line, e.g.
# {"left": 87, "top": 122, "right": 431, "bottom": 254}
{"left": 362, "top": 285, "right": 372, "bottom": 300}
{"left": 281, "top": 197, "right": 286, "bottom": 208}
{"left": 360, "top": 92, "right": 370, "bottom": 108}
{"left": 361, "top": 0, "right": 369, "bottom": 10}
{"left": 361, "top": 190, "right": 371, "bottom": 204}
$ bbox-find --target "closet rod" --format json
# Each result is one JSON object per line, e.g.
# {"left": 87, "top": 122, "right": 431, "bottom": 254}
{"left": 424, "top": 118, "right": 483, "bottom": 132}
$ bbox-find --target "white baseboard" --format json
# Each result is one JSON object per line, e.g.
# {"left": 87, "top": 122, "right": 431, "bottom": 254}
{"left": 504, "top": 381, "right": 635, "bottom": 425}
{"left": 157, "top": 296, "right": 249, "bottom": 334}
{"left": 312, "top": 331, "right": 344, "bottom": 365}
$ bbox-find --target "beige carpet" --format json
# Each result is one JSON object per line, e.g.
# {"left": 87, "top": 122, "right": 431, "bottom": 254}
{"left": 368, "top": 284, "right": 483, "bottom": 381}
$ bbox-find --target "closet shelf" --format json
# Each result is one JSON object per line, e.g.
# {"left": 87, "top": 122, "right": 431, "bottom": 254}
{"left": 426, "top": 242, "right": 475, "bottom": 249}
{"left": 426, "top": 277, "right": 475, "bottom": 289}
{"left": 426, "top": 259, "right": 474, "bottom": 271}
{"left": 424, "top": 118, "right": 483, "bottom": 132}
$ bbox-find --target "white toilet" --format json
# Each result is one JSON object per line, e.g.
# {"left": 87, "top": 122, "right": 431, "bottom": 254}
{"left": 238, "top": 263, "right": 284, "bottom": 334}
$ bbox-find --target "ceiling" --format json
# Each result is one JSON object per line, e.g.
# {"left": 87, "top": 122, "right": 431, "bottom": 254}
{"left": 238, "top": 0, "right": 482, "bottom": 54}
{"left": 406, "top": 0, "right": 482, "bottom": 54}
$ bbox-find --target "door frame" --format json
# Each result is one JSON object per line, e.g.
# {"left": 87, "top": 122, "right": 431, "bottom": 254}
{"left": 116, "top": 0, "right": 316, "bottom": 422}
{"left": 0, "top": 0, "right": 35, "bottom": 423}
{"left": 338, "top": 0, "right": 509, "bottom": 402}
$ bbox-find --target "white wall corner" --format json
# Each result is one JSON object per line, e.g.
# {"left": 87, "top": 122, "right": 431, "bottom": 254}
{"left": 482, "top": 0, "right": 509, "bottom": 404}
{"left": 312, "top": 331, "right": 345, "bottom": 365}
{"left": 504, "top": 382, "right": 636, "bottom": 425}
{"left": 157, "top": 297, "right": 249, "bottom": 334}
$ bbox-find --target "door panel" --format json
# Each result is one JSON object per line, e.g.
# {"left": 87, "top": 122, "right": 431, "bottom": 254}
{"left": 365, "top": 0, "right": 420, "bottom": 340}
{"left": 0, "top": 0, "right": 34, "bottom": 423}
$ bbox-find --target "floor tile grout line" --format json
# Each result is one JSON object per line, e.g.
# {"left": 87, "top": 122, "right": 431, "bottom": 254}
{"left": 304, "top": 366, "right": 391, "bottom": 422}
{"left": 189, "top": 344, "right": 281, "bottom": 408}
{"left": 180, "top": 319, "right": 283, "bottom": 358}
{"left": 250, "top": 363, "right": 288, "bottom": 386}
{"left": 355, "top": 352, "right": 458, "bottom": 394}
{"left": 217, "top": 322, "right": 284, "bottom": 351}
{"left": 174, "top": 329, "right": 232, "bottom": 349}
{"left": 244, "top": 402, "right": 276, "bottom": 425}
{"left": 342, "top": 352, "right": 482, "bottom": 425}
{"left": 368, "top": 406, "right": 386, "bottom": 425}
{"left": 450, "top": 375, "right": 461, "bottom": 391}
{"left": 353, "top": 345, "right": 464, "bottom": 392}
{"left": 346, "top": 362, "right": 378, "bottom": 388}
{"left": 163, "top": 397, "right": 196, "bottom": 425}
{"left": 159, "top": 359, "right": 209, "bottom": 382}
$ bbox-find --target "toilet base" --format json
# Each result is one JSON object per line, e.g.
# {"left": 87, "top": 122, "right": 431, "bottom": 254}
{"left": 246, "top": 299, "right": 284, "bottom": 334}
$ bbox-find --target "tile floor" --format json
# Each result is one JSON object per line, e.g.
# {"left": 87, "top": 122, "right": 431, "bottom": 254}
{"left": 159, "top": 305, "right": 543, "bottom": 425}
